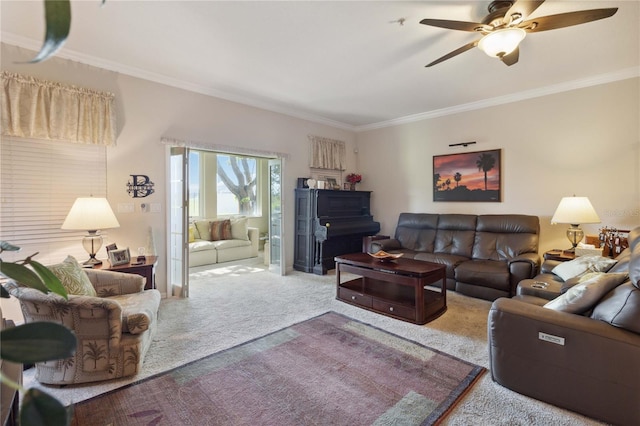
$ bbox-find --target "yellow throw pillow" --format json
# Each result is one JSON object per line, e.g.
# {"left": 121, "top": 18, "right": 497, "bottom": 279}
{"left": 188, "top": 225, "right": 196, "bottom": 243}
{"left": 48, "top": 255, "right": 97, "bottom": 296}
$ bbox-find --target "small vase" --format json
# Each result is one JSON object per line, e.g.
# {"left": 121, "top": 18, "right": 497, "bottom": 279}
{"left": 349, "top": 183, "right": 356, "bottom": 191}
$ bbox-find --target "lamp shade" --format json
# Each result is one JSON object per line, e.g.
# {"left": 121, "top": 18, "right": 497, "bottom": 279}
{"left": 61, "top": 197, "right": 120, "bottom": 231}
{"left": 478, "top": 28, "right": 526, "bottom": 57}
{"left": 551, "top": 196, "right": 601, "bottom": 225}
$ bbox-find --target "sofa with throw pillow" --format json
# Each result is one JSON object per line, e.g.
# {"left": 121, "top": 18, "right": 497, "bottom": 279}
{"left": 189, "top": 216, "right": 259, "bottom": 267}
{"left": 6, "top": 255, "right": 161, "bottom": 385}
{"left": 488, "top": 226, "right": 640, "bottom": 425}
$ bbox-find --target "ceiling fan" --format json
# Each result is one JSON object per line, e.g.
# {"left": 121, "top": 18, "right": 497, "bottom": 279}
{"left": 421, "top": 0, "right": 618, "bottom": 67}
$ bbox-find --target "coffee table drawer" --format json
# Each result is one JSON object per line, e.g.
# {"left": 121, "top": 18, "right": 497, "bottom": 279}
{"left": 372, "top": 299, "right": 415, "bottom": 322}
{"left": 338, "top": 287, "right": 372, "bottom": 308}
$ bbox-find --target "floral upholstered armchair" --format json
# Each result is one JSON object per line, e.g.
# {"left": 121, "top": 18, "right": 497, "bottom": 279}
{"left": 6, "top": 256, "right": 161, "bottom": 385}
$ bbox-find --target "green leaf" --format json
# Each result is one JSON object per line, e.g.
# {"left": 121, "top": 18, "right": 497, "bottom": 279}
{"left": 0, "top": 261, "right": 49, "bottom": 293}
{"left": 28, "top": 0, "right": 72, "bottom": 63}
{"left": 0, "top": 322, "right": 76, "bottom": 363}
{"left": 29, "top": 260, "right": 68, "bottom": 299}
{"left": 21, "top": 388, "right": 72, "bottom": 426}
{"left": 0, "top": 241, "right": 21, "bottom": 252}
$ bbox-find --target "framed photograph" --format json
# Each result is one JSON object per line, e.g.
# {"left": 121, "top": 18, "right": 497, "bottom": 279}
{"left": 343, "top": 183, "right": 351, "bottom": 190}
{"left": 433, "top": 149, "right": 501, "bottom": 202}
{"left": 325, "top": 177, "right": 339, "bottom": 190}
{"left": 108, "top": 248, "right": 131, "bottom": 266}
{"left": 105, "top": 243, "right": 118, "bottom": 252}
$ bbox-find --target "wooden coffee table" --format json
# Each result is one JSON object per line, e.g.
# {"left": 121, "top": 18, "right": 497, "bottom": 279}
{"left": 335, "top": 253, "right": 447, "bottom": 325}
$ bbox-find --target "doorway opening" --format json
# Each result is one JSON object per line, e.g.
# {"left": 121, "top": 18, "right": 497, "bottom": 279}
{"left": 169, "top": 146, "right": 284, "bottom": 298}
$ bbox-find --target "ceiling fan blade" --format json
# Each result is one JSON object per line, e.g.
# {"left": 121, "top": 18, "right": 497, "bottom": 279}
{"left": 503, "top": 1, "right": 545, "bottom": 24}
{"left": 520, "top": 8, "right": 617, "bottom": 32}
{"left": 426, "top": 40, "right": 479, "bottom": 67}
{"left": 420, "top": 18, "right": 486, "bottom": 32}
{"left": 501, "top": 47, "right": 519, "bottom": 66}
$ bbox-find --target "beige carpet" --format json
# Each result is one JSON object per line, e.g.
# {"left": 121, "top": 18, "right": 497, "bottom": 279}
{"left": 25, "top": 259, "right": 604, "bottom": 425}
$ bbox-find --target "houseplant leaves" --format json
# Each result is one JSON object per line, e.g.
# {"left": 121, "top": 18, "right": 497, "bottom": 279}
{"left": 28, "top": 0, "right": 72, "bottom": 63}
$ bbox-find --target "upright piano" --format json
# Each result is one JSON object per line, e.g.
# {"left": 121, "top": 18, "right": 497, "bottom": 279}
{"left": 294, "top": 188, "right": 380, "bottom": 275}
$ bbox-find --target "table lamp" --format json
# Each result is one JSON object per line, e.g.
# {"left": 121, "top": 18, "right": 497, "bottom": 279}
{"left": 551, "top": 196, "right": 601, "bottom": 251}
{"left": 61, "top": 197, "right": 120, "bottom": 265}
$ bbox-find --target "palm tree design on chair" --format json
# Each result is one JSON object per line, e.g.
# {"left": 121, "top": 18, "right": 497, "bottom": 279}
{"left": 97, "top": 287, "right": 118, "bottom": 297}
{"left": 61, "top": 357, "right": 75, "bottom": 381}
{"left": 124, "top": 347, "right": 140, "bottom": 368}
{"left": 476, "top": 153, "right": 496, "bottom": 191}
{"left": 83, "top": 341, "right": 107, "bottom": 370}
{"left": 126, "top": 315, "right": 149, "bottom": 333}
{"left": 50, "top": 300, "right": 71, "bottom": 323}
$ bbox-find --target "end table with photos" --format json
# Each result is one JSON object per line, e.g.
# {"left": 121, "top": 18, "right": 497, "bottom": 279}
{"left": 95, "top": 255, "right": 158, "bottom": 290}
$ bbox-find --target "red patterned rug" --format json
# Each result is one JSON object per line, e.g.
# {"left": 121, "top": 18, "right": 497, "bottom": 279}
{"left": 71, "top": 312, "right": 485, "bottom": 425}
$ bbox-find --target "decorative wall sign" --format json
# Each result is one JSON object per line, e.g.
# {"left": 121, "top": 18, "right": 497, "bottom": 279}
{"left": 127, "top": 174, "right": 155, "bottom": 198}
{"left": 433, "top": 149, "right": 501, "bottom": 202}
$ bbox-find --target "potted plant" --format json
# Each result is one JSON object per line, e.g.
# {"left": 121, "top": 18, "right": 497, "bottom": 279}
{"left": 1, "top": 241, "right": 76, "bottom": 425}
{"left": 345, "top": 173, "right": 362, "bottom": 191}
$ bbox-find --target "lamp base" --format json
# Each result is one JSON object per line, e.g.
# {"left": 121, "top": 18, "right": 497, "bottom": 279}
{"left": 82, "top": 231, "right": 104, "bottom": 266}
{"left": 566, "top": 224, "right": 584, "bottom": 250}
{"left": 82, "top": 256, "right": 102, "bottom": 266}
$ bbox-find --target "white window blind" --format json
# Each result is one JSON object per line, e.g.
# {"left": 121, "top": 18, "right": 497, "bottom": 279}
{"left": 0, "top": 137, "right": 107, "bottom": 264}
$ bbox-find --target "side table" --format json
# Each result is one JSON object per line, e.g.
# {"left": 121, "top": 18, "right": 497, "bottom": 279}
{"left": 543, "top": 250, "right": 576, "bottom": 262}
{"left": 95, "top": 255, "right": 158, "bottom": 290}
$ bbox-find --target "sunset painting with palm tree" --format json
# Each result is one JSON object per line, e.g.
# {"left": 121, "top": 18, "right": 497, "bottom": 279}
{"left": 433, "top": 149, "right": 501, "bottom": 202}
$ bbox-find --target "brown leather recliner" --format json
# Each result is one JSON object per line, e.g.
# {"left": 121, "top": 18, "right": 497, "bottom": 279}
{"left": 488, "top": 226, "right": 640, "bottom": 425}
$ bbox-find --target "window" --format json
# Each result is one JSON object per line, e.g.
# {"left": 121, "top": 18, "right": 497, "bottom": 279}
{"left": 0, "top": 137, "right": 107, "bottom": 264}
{"left": 216, "top": 154, "right": 258, "bottom": 216}
{"left": 188, "top": 150, "right": 262, "bottom": 218}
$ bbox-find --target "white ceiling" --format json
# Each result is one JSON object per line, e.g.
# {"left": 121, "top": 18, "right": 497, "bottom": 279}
{"left": 1, "top": 1, "right": 639, "bottom": 130}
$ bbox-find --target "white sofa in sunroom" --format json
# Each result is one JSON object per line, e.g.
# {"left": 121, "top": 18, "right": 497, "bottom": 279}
{"left": 188, "top": 216, "right": 259, "bottom": 267}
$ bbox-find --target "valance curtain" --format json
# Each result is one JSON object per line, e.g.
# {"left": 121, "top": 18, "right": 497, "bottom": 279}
{"left": 1, "top": 71, "right": 116, "bottom": 146}
{"left": 309, "top": 135, "right": 345, "bottom": 170}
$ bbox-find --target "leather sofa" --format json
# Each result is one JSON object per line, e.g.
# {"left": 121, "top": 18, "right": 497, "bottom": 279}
{"left": 488, "top": 226, "right": 640, "bottom": 425}
{"left": 369, "top": 213, "right": 540, "bottom": 301}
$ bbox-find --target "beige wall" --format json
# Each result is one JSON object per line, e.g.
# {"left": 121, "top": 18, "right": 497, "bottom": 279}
{"left": 356, "top": 78, "right": 640, "bottom": 254}
{"left": 1, "top": 43, "right": 357, "bottom": 296}
{"left": 2, "top": 42, "right": 638, "bottom": 298}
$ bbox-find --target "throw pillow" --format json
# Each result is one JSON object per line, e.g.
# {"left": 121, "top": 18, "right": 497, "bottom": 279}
{"left": 48, "top": 256, "right": 97, "bottom": 297}
{"left": 543, "top": 272, "right": 629, "bottom": 314}
{"left": 194, "top": 220, "right": 212, "bottom": 241}
{"left": 590, "top": 282, "right": 640, "bottom": 334}
{"left": 210, "top": 219, "right": 232, "bottom": 241}
{"left": 188, "top": 225, "right": 196, "bottom": 243}
{"left": 230, "top": 217, "right": 249, "bottom": 241}
{"left": 551, "top": 255, "right": 618, "bottom": 281}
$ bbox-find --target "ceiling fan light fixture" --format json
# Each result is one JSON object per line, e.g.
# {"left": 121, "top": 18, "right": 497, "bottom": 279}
{"left": 478, "top": 28, "right": 526, "bottom": 58}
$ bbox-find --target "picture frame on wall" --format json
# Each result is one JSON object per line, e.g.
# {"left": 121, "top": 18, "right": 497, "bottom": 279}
{"left": 108, "top": 248, "right": 131, "bottom": 266}
{"left": 433, "top": 149, "right": 501, "bottom": 202}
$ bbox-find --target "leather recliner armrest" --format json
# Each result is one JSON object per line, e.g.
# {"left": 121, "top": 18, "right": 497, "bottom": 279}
{"left": 370, "top": 238, "right": 402, "bottom": 252}
{"left": 488, "top": 297, "right": 640, "bottom": 425}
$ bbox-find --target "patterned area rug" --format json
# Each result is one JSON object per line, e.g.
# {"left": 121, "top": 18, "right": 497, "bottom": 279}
{"left": 71, "top": 312, "right": 485, "bottom": 425}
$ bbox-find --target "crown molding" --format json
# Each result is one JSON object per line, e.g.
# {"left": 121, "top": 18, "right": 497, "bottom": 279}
{"left": 355, "top": 66, "right": 640, "bottom": 132}
{"left": 0, "top": 33, "right": 356, "bottom": 131}
{"left": 3, "top": 32, "right": 638, "bottom": 134}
